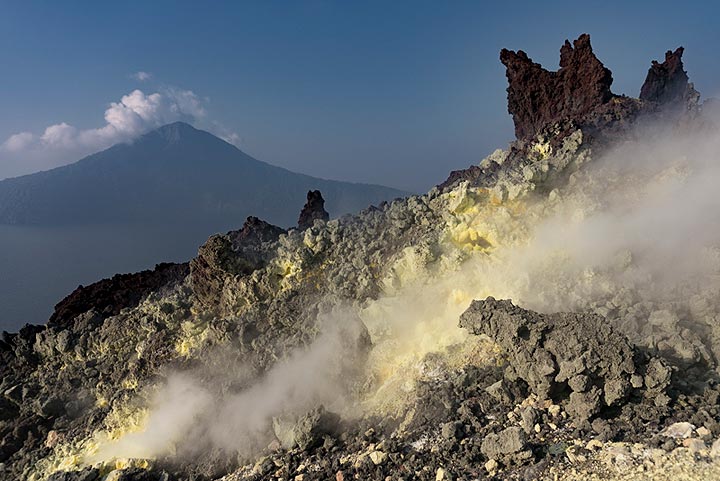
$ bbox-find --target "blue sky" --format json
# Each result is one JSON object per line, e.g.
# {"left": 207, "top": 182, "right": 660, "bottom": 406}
{"left": 1, "top": 1, "right": 719, "bottom": 192}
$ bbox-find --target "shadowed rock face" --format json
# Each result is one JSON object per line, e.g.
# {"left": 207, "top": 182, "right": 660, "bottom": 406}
{"left": 640, "top": 47, "right": 699, "bottom": 107}
{"left": 190, "top": 216, "right": 286, "bottom": 308}
{"left": 459, "top": 298, "right": 672, "bottom": 426}
{"left": 439, "top": 35, "right": 704, "bottom": 191}
{"left": 500, "top": 34, "right": 614, "bottom": 141}
{"left": 227, "top": 215, "right": 286, "bottom": 247}
{"left": 48, "top": 262, "right": 189, "bottom": 327}
{"left": 191, "top": 189, "right": 333, "bottom": 310}
{"left": 298, "top": 190, "right": 329, "bottom": 230}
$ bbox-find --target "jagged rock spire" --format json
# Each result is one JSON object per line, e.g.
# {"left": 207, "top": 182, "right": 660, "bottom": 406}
{"left": 441, "top": 35, "right": 706, "bottom": 191}
{"left": 500, "top": 34, "right": 614, "bottom": 141}
{"left": 298, "top": 190, "right": 329, "bottom": 230}
{"left": 640, "top": 47, "right": 699, "bottom": 107}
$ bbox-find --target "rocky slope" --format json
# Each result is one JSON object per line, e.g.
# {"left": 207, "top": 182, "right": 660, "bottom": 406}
{"left": 2, "top": 34, "right": 720, "bottom": 481}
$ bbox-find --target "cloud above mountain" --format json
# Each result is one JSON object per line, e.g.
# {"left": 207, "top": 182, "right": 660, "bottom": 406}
{"left": 0, "top": 87, "right": 237, "bottom": 179}
{"left": 131, "top": 71, "right": 153, "bottom": 82}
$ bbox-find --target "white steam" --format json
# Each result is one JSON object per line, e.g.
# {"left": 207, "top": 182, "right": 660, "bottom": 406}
{"left": 0, "top": 87, "right": 240, "bottom": 180}
{"left": 505, "top": 125, "right": 720, "bottom": 314}
{"left": 92, "top": 309, "right": 367, "bottom": 462}
{"left": 90, "top": 120, "right": 720, "bottom": 467}
{"left": 359, "top": 122, "right": 720, "bottom": 404}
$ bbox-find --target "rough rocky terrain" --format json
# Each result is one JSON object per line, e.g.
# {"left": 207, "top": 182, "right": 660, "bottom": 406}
{"left": 2, "top": 34, "right": 720, "bottom": 481}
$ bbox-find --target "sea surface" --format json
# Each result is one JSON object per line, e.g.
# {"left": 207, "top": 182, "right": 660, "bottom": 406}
{"left": 0, "top": 222, "right": 232, "bottom": 332}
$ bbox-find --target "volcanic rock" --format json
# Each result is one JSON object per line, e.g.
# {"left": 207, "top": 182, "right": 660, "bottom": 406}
{"left": 190, "top": 216, "right": 285, "bottom": 307}
{"left": 5, "top": 35, "right": 720, "bottom": 481}
{"left": 500, "top": 34, "right": 614, "bottom": 141}
{"left": 640, "top": 47, "right": 699, "bottom": 108}
{"left": 459, "top": 297, "right": 672, "bottom": 424}
{"left": 47, "top": 469, "right": 100, "bottom": 481}
{"left": 272, "top": 406, "right": 340, "bottom": 451}
{"left": 49, "top": 262, "right": 189, "bottom": 327}
{"left": 38, "top": 396, "right": 65, "bottom": 418}
{"left": 298, "top": 190, "right": 330, "bottom": 230}
{"left": 480, "top": 426, "right": 532, "bottom": 466}
{"left": 661, "top": 422, "right": 696, "bottom": 439}
{"left": 228, "top": 215, "right": 286, "bottom": 249}
{"left": 712, "top": 439, "right": 720, "bottom": 457}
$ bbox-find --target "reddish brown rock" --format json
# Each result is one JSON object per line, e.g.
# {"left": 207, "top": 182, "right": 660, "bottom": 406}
{"left": 640, "top": 47, "right": 698, "bottom": 108}
{"left": 228, "top": 215, "right": 287, "bottom": 250}
{"left": 298, "top": 190, "right": 329, "bottom": 230}
{"left": 500, "top": 34, "right": 614, "bottom": 141}
{"left": 439, "top": 35, "right": 706, "bottom": 191}
{"left": 48, "top": 262, "right": 189, "bottom": 327}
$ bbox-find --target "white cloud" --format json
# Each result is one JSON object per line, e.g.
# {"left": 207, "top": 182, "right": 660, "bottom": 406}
{"left": 0, "top": 87, "right": 235, "bottom": 179}
{"left": 132, "top": 71, "right": 152, "bottom": 81}
{"left": 3, "top": 132, "right": 34, "bottom": 152}
{"left": 40, "top": 122, "right": 78, "bottom": 148}
{"left": 222, "top": 132, "right": 242, "bottom": 146}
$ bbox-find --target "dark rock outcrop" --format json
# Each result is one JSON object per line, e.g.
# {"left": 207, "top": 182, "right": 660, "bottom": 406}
{"left": 190, "top": 216, "right": 285, "bottom": 307}
{"left": 272, "top": 406, "right": 341, "bottom": 451}
{"left": 48, "top": 262, "right": 189, "bottom": 327}
{"left": 640, "top": 47, "right": 698, "bottom": 107}
{"left": 440, "top": 35, "right": 705, "bottom": 191}
{"left": 227, "top": 215, "right": 287, "bottom": 252}
{"left": 298, "top": 190, "right": 329, "bottom": 230}
{"left": 459, "top": 297, "right": 672, "bottom": 425}
{"left": 480, "top": 426, "right": 532, "bottom": 466}
{"left": 438, "top": 161, "right": 501, "bottom": 191}
{"left": 500, "top": 34, "right": 615, "bottom": 141}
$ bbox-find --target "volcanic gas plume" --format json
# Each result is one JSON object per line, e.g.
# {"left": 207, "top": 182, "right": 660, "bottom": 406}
{"left": 4, "top": 34, "right": 720, "bottom": 481}
{"left": 80, "top": 122, "right": 720, "bottom": 473}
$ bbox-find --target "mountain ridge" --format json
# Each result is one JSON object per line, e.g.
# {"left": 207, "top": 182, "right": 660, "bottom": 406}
{"left": 0, "top": 121, "right": 408, "bottom": 226}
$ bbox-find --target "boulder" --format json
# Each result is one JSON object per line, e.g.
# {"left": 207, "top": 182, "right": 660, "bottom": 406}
{"left": 480, "top": 426, "right": 532, "bottom": 465}
{"left": 272, "top": 406, "right": 340, "bottom": 451}
{"left": 459, "top": 297, "right": 671, "bottom": 424}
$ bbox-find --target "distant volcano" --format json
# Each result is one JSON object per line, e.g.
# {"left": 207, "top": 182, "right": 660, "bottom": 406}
{"left": 0, "top": 121, "right": 408, "bottom": 227}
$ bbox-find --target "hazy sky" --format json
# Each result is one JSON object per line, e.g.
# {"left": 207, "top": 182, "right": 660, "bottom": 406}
{"left": 1, "top": 1, "right": 719, "bottom": 192}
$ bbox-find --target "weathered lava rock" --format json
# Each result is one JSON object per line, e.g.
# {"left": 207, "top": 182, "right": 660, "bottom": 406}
{"left": 272, "top": 406, "right": 340, "bottom": 451}
{"left": 190, "top": 216, "right": 285, "bottom": 307}
{"left": 480, "top": 426, "right": 532, "bottom": 466}
{"left": 500, "top": 33, "right": 614, "bottom": 141}
{"left": 298, "top": 190, "right": 329, "bottom": 230}
{"left": 438, "top": 161, "right": 502, "bottom": 191}
{"left": 640, "top": 47, "right": 699, "bottom": 107}
{"left": 48, "top": 262, "right": 189, "bottom": 327}
{"left": 227, "top": 215, "right": 286, "bottom": 249}
{"left": 459, "top": 297, "right": 672, "bottom": 425}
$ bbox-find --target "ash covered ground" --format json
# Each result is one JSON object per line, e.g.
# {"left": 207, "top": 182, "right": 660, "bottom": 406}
{"left": 3, "top": 35, "right": 720, "bottom": 481}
